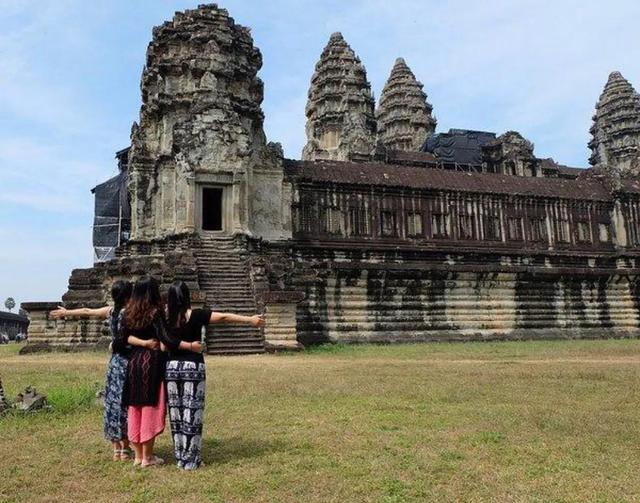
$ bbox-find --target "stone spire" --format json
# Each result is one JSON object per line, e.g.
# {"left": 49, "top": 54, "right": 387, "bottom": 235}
{"left": 128, "top": 4, "right": 280, "bottom": 240}
{"left": 589, "top": 71, "right": 640, "bottom": 177}
{"left": 376, "top": 58, "right": 436, "bottom": 151}
{"left": 302, "top": 32, "right": 376, "bottom": 162}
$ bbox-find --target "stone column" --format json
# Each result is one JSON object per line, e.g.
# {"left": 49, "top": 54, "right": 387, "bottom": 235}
{"left": 612, "top": 199, "right": 629, "bottom": 247}
{"left": 263, "top": 292, "right": 305, "bottom": 351}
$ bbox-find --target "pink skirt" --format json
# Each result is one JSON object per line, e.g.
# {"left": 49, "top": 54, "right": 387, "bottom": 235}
{"left": 127, "top": 384, "right": 166, "bottom": 443}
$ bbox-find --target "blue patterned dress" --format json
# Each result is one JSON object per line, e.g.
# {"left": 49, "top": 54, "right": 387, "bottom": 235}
{"left": 103, "top": 310, "right": 129, "bottom": 442}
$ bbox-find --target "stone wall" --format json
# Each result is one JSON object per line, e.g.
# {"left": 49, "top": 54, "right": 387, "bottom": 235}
{"left": 291, "top": 184, "right": 618, "bottom": 252}
{"left": 21, "top": 302, "right": 110, "bottom": 350}
{"left": 284, "top": 246, "right": 640, "bottom": 345}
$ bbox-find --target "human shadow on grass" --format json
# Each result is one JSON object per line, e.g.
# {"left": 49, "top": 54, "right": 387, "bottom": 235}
{"left": 202, "top": 436, "right": 285, "bottom": 465}
{"left": 154, "top": 436, "right": 285, "bottom": 466}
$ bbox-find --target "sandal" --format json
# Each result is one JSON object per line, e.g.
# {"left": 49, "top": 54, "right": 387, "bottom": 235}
{"left": 112, "top": 449, "right": 120, "bottom": 461}
{"left": 141, "top": 456, "right": 165, "bottom": 468}
{"left": 120, "top": 448, "right": 132, "bottom": 461}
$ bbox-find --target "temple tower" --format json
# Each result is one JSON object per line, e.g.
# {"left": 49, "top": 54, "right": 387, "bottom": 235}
{"left": 589, "top": 71, "right": 640, "bottom": 176}
{"left": 376, "top": 58, "right": 436, "bottom": 151}
{"left": 302, "top": 32, "right": 376, "bottom": 162}
{"left": 129, "top": 4, "right": 288, "bottom": 241}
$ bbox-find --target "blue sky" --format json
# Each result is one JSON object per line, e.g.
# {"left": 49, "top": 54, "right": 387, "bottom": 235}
{"left": 1, "top": 0, "right": 639, "bottom": 309}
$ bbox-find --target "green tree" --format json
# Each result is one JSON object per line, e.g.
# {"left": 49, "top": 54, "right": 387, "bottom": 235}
{"left": 4, "top": 298, "right": 15, "bottom": 312}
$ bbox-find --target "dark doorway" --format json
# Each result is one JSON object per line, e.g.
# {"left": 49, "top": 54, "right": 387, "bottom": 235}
{"left": 202, "top": 187, "right": 223, "bottom": 231}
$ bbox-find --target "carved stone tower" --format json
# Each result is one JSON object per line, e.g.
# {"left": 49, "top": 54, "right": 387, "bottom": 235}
{"left": 302, "top": 32, "right": 376, "bottom": 161}
{"left": 589, "top": 71, "right": 640, "bottom": 177}
{"left": 376, "top": 58, "right": 436, "bottom": 151}
{"left": 129, "top": 4, "right": 288, "bottom": 241}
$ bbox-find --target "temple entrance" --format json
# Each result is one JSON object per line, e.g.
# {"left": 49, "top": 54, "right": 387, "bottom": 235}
{"left": 201, "top": 186, "right": 224, "bottom": 232}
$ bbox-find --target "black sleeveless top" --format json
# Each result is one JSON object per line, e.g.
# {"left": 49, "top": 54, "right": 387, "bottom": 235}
{"left": 167, "top": 309, "right": 211, "bottom": 364}
{"left": 109, "top": 309, "right": 130, "bottom": 357}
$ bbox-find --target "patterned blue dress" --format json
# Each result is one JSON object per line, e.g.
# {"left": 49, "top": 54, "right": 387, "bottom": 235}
{"left": 103, "top": 310, "right": 129, "bottom": 442}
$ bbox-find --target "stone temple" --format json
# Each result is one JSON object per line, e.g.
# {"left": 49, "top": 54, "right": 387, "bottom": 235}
{"left": 22, "top": 4, "right": 640, "bottom": 354}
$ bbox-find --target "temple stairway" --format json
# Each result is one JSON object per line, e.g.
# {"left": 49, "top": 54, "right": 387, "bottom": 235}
{"left": 194, "top": 234, "right": 264, "bottom": 355}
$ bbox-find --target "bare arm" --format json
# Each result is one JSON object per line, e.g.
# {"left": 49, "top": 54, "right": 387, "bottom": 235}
{"left": 159, "top": 340, "right": 202, "bottom": 353}
{"left": 153, "top": 316, "right": 201, "bottom": 353}
{"left": 127, "top": 335, "right": 159, "bottom": 350}
{"left": 50, "top": 306, "right": 111, "bottom": 320}
{"left": 210, "top": 312, "right": 265, "bottom": 327}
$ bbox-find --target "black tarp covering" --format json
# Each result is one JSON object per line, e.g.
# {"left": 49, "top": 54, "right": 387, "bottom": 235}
{"left": 422, "top": 128, "right": 496, "bottom": 165}
{"left": 92, "top": 170, "right": 130, "bottom": 262}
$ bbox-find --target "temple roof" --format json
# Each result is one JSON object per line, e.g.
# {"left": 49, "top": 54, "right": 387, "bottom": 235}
{"left": 0, "top": 311, "right": 29, "bottom": 324}
{"left": 557, "top": 166, "right": 587, "bottom": 179}
{"left": 284, "top": 159, "right": 611, "bottom": 201}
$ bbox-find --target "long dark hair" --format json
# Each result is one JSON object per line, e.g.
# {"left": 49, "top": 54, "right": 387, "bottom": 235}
{"left": 124, "top": 276, "right": 163, "bottom": 330}
{"left": 111, "top": 280, "right": 132, "bottom": 318}
{"left": 167, "top": 280, "right": 191, "bottom": 329}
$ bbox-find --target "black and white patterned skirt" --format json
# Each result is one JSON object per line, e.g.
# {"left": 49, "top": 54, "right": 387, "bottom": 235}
{"left": 166, "top": 360, "right": 206, "bottom": 470}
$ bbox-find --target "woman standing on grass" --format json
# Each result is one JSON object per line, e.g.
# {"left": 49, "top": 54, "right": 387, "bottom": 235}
{"left": 49, "top": 280, "right": 157, "bottom": 461}
{"left": 164, "top": 280, "right": 265, "bottom": 470}
{"left": 116, "top": 276, "right": 202, "bottom": 467}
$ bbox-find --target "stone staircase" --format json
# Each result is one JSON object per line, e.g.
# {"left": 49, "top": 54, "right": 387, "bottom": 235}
{"left": 194, "top": 234, "right": 265, "bottom": 355}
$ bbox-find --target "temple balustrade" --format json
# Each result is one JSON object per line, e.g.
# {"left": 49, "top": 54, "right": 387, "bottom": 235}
{"left": 290, "top": 184, "right": 640, "bottom": 254}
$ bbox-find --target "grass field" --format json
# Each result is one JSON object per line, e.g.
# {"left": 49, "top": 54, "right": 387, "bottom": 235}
{"left": 1, "top": 340, "right": 640, "bottom": 502}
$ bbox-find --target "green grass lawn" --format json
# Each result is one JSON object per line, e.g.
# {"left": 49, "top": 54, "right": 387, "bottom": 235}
{"left": 1, "top": 340, "right": 640, "bottom": 502}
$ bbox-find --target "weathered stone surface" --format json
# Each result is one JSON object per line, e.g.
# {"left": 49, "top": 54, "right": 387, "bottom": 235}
{"left": 589, "top": 71, "right": 640, "bottom": 177}
{"left": 193, "top": 234, "right": 264, "bottom": 354}
{"left": 20, "top": 4, "right": 640, "bottom": 353}
{"left": 14, "top": 386, "right": 50, "bottom": 412}
{"left": 288, "top": 247, "right": 640, "bottom": 345}
{"left": 302, "top": 32, "right": 376, "bottom": 162}
{"left": 483, "top": 131, "right": 538, "bottom": 176}
{"left": 129, "top": 4, "right": 289, "bottom": 241}
{"left": 376, "top": 58, "right": 436, "bottom": 152}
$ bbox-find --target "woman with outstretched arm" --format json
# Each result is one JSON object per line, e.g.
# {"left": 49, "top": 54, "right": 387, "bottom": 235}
{"left": 116, "top": 276, "right": 203, "bottom": 467}
{"left": 164, "top": 280, "right": 265, "bottom": 470}
{"left": 49, "top": 280, "right": 157, "bottom": 461}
